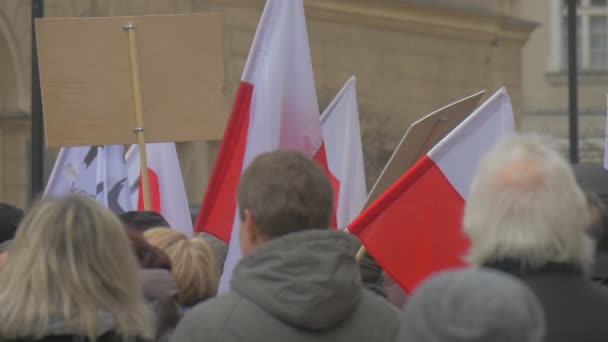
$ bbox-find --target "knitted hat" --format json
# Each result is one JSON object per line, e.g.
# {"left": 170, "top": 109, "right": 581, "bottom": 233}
{"left": 398, "top": 268, "right": 546, "bottom": 342}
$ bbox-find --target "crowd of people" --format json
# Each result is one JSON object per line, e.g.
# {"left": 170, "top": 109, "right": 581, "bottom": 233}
{"left": 0, "top": 133, "right": 607, "bottom": 341}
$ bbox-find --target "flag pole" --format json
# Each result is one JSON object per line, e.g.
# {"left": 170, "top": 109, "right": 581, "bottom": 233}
{"left": 356, "top": 245, "right": 367, "bottom": 261}
{"left": 30, "top": 0, "right": 45, "bottom": 201}
{"left": 123, "top": 23, "right": 151, "bottom": 210}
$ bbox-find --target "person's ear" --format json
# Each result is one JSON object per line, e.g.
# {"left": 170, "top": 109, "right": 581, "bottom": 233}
{"left": 240, "top": 209, "right": 262, "bottom": 254}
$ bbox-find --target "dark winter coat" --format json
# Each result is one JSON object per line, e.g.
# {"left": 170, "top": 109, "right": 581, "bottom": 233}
{"left": 486, "top": 259, "right": 608, "bottom": 342}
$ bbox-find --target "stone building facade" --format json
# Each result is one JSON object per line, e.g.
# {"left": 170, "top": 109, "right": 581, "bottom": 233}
{"left": 0, "top": 0, "right": 534, "bottom": 209}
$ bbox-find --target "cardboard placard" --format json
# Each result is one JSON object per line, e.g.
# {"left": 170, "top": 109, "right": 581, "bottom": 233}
{"left": 365, "top": 91, "right": 485, "bottom": 206}
{"left": 36, "top": 13, "right": 228, "bottom": 147}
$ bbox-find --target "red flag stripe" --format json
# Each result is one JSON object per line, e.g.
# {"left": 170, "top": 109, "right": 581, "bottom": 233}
{"left": 194, "top": 82, "right": 254, "bottom": 242}
{"left": 138, "top": 168, "right": 161, "bottom": 214}
{"left": 349, "top": 155, "right": 469, "bottom": 292}
{"left": 313, "top": 144, "right": 340, "bottom": 229}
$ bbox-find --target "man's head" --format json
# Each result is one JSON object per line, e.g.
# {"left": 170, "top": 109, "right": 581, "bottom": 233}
{"left": 237, "top": 149, "right": 333, "bottom": 254}
{"left": 463, "top": 134, "right": 593, "bottom": 272}
{"left": 119, "top": 210, "right": 170, "bottom": 232}
{"left": 0, "top": 203, "right": 24, "bottom": 246}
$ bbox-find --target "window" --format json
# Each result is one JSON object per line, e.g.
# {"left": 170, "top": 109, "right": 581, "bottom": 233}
{"left": 549, "top": 0, "right": 608, "bottom": 72}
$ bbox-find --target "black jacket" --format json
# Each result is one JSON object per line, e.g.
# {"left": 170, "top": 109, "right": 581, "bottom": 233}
{"left": 486, "top": 260, "right": 608, "bottom": 342}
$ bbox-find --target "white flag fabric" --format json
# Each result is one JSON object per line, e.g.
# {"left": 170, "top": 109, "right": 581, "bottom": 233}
{"left": 44, "top": 145, "right": 131, "bottom": 215}
{"left": 125, "top": 143, "right": 193, "bottom": 235}
{"left": 45, "top": 146, "right": 99, "bottom": 199}
{"left": 95, "top": 145, "right": 131, "bottom": 214}
{"left": 321, "top": 76, "right": 367, "bottom": 229}
{"left": 204, "top": 0, "right": 332, "bottom": 294}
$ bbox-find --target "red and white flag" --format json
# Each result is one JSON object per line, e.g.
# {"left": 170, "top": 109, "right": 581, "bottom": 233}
{"left": 321, "top": 76, "right": 366, "bottom": 229}
{"left": 349, "top": 88, "right": 515, "bottom": 292}
{"left": 126, "top": 143, "right": 193, "bottom": 235}
{"left": 194, "top": 0, "right": 336, "bottom": 293}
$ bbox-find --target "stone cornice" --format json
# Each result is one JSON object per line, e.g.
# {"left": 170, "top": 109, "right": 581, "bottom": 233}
{"left": 215, "top": 0, "right": 537, "bottom": 44}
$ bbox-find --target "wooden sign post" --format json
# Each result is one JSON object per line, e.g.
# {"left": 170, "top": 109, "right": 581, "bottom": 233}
{"left": 123, "top": 22, "right": 151, "bottom": 209}
{"left": 356, "top": 90, "right": 486, "bottom": 260}
{"left": 36, "top": 14, "right": 229, "bottom": 210}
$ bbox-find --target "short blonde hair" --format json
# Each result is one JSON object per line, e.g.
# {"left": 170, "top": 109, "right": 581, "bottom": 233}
{"left": 0, "top": 195, "right": 153, "bottom": 340}
{"left": 144, "top": 228, "right": 219, "bottom": 306}
{"left": 463, "top": 135, "right": 594, "bottom": 272}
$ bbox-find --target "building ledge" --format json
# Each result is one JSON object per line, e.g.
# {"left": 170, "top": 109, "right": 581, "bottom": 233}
{"left": 216, "top": 0, "right": 538, "bottom": 44}
{"left": 0, "top": 112, "right": 31, "bottom": 129}
{"left": 546, "top": 70, "right": 608, "bottom": 85}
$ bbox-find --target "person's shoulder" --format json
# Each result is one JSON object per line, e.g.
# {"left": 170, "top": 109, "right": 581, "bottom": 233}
{"left": 586, "top": 280, "right": 608, "bottom": 302}
{"left": 358, "top": 290, "right": 400, "bottom": 327}
{"left": 171, "top": 293, "right": 246, "bottom": 342}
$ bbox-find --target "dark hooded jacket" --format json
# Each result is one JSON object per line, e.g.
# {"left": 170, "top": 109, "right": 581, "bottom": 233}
{"left": 170, "top": 230, "right": 399, "bottom": 342}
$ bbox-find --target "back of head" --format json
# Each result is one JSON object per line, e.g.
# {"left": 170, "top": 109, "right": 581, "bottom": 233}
{"left": 127, "top": 230, "right": 172, "bottom": 271}
{"left": 463, "top": 134, "right": 593, "bottom": 272}
{"left": 0, "top": 195, "right": 152, "bottom": 340}
{"left": 144, "top": 228, "right": 219, "bottom": 306}
{"left": 119, "top": 210, "right": 170, "bottom": 232}
{"left": 237, "top": 149, "right": 333, "bottom": 238}
{"left": 399, "top": 268, "right": 546, "bottom": 342}
{"left": 0, "top": 203, "right": 24, "bottom": 246}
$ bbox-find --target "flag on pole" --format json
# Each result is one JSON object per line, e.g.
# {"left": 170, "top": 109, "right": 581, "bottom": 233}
{"left": 349, "top": 87, "right": 515, "bottom": 292}
{"left": 321, "top": 76, "right": 366, "bottom": 229}
{"left": 125, "top": 143, "right": 193, "bottom": 235}
{"left": 194, "top": 0, "right": 336, "bottom": 293}
{"left": 45, "top": 145, "right": 131, "bottom": 215}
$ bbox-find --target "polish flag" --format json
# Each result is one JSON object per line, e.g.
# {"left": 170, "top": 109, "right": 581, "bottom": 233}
{"left": 194, "top": 0, "right": 337, "bottom": 293}
{"left": 125, "top": 143, "right": 193, "bottom": 235}
{"left": 321, "top": 76, "right": 366, "bottom": 229}
{"left": 349, "top": 88, "right": 515, "bottom": 292}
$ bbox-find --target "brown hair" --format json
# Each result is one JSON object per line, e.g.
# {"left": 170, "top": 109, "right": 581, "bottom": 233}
{"left": 237, "top": 149, "right": 333, "bottom": 238}
{"left": 144, "top": 228, "right": 219, "bottom": 306}
{"left": 127, "top": 230, "right": 172, "bottom": 271}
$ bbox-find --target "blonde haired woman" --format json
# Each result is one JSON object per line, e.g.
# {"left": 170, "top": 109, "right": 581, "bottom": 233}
{"left": 0, "top": 195, "right": 153, "bottom": 342}
{"left": 144, "top": 228, "right": 219, "bottom": 307}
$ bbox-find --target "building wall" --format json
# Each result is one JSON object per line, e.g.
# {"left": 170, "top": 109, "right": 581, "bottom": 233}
{"left": 521, "top": 0, "right": 607, "bottom": 162}
{"left": 0, "top": 0, "right": 533, "bottom": 208}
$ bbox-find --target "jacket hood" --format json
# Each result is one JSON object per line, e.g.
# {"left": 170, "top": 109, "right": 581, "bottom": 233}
{"left": 231, "top": 230, "right": 363, "bottom": 330}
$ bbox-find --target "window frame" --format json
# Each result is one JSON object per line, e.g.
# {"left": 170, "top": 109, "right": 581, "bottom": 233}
{"left": 548, "top": 0, "right": 608, "bottom": 72}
